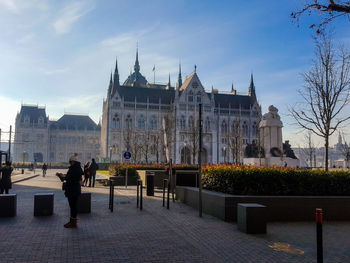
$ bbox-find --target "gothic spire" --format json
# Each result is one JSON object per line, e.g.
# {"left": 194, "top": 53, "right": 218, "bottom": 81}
{"left": 113, "top": 57, "right": 120, "bottom": 85}
{"left": 107, "top": 72, "right": 113, "bottom": 98}
{"left": 168, "top": 73, "right": 171, "bottom": 86}
{"left": 177, "top": 62, "right": 182, "bottom": 89}
{"left": 249, "top": 73, "right": 256, "bottom": 97}
{"left": 134, "top": 46, "right": 140, "bottom": 73}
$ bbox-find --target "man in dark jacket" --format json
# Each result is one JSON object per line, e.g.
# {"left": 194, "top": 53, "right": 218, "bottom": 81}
{"left": 57, "top": 155, "right": 83, "bottom": 228}
{"left": 88, "top": 158, "right": 99, "bottom": 187}
{"left": 0, "top": 161, "right": 13, "bottom": 194}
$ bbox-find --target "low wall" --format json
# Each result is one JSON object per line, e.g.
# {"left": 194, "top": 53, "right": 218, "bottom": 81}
{"left": 176, "top": 186, "right": 350, "bottom": 221}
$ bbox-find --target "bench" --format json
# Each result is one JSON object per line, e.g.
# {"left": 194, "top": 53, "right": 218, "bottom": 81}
{"left": 237, "top": 203, "right": 266, "bottom": 234}
{"left": 77, "top": 192, "right": 91, "bottom": 213}
{"left": 34, "top": 193, "right": 54, "bottom": 216}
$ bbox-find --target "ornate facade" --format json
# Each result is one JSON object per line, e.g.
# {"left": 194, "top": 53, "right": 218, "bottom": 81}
{"left": 101, "top": 50, "right": 261, "bottom": 164}
{"left": 13, "top": 105, "right": 100, "bottom": 163}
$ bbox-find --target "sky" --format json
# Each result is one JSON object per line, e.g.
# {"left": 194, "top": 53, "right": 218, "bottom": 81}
{"left": 0, "top": 0, "right": 349, "bottom": 148}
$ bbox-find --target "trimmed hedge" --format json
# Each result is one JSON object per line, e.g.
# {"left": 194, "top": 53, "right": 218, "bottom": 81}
{"left": 202, "top": 165, "right": 350, "bottom": 196}
{"left": 109, "top": 164, "right": 198, "bottom": 177}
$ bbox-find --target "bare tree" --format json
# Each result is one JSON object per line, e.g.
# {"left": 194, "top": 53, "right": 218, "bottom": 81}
{"left": 226, "top": 119, "right": 242, "bottom": 165}
{"left": 188, "top": 118, "right": 200, "bottom": 164}
{"left": 289, "top": 33, "right": 350, "bottom": 171}
{"left": 141, "top": 130, "right": 152, "bottom": 164}
{"left": 301, "top": 131, "right": 317, "bottom": 167}
{"left": 123, "top": 129, "right": 142, "bottom": 164}
{"left": 291, "top": 1, "right": 350, "bottom": 33}
{"left": 162, "top": 112, "right": 176, "bottom": 163}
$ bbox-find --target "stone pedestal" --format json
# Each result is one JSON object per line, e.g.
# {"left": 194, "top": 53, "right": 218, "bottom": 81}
{"left": 237, "top": 203, "right": 266, "bottom": 234}
{"left": 34, "top": 193, "right": 54, "bottom": 216}
{"left": 0, "top": 194, "right": 17, "bottom": 217}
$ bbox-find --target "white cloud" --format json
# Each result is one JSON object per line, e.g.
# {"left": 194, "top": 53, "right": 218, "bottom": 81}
{"left": 0, "top": 0, "right": 18, "bottom": 13}
{"left": 53, "top": 1, "right": 94, "bottom": 35}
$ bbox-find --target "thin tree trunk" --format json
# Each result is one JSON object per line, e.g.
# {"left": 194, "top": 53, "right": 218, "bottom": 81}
{"left": 325, "top": 136, "right": 329, "bottom": 171}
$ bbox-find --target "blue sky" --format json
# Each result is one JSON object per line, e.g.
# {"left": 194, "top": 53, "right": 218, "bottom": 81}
{"left": 0, "top": 0, "right": 349, "bottom": 147}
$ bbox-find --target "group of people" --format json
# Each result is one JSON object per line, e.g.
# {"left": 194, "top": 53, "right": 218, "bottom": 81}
{"left": 56, "top": 157, "right": 99, "bottom": 229}
{"left": 0, "top": 161, "right": 13, "bottom": 194}
{"left": 83, "top": 159, "right": 99, "bottom": 187}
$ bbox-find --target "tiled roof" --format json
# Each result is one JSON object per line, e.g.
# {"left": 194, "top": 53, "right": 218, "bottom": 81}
{"left": 19, "top": 105, "right": 48, "bottom": 124}
{"left": 211, "top": 93, "right": 255, "bottom": 109}
{"left": 118, "top": 85, "right": 175, "bottom": 104}
{"left": 50, "top": 114, "right": 100, "bottom": 131}
{"left": 123, "top": 71, "right": 148, "bottom": 86}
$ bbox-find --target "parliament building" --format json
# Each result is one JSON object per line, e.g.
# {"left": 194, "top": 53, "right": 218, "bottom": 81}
{"left": 101, "top": 50, "right": 261, "bottom": 164}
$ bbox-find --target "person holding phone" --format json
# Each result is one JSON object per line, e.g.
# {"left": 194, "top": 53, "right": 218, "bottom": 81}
{"left": 57, "top": 155, "right": 83, "bottom": 228}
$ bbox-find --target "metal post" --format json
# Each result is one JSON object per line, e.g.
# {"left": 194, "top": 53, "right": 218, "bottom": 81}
{"left": 125, "top": 165, "right": 128, "bottom": 188}
{"left": 198, "top": 103, "right": 203, "bottom": 217}
{"left": 137, "top": 179, "right": 140, "bottom": 208}
{"left": 167, "top": 179, "right": 170, "bottom": 209}
{"left": 109, "top": 179, "right": 114, "bottom": 212}
{"left": 170, "top": 159, "right": 175, "bottom": 202}
{"left": 8, "top": 125, "right": 12, "bottom": 161}
{"left": 163, "top": 179, "right": 167, "bottom": 207}
{"left": 140, "top": 180, "right": 143, "bottom": 211}
{"left": 316, "top": 208, "right": 323, "bottom": 263}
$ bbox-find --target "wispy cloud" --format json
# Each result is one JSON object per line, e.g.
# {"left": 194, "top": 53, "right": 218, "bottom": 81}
{"left": 53, "top": 1, "right": 94, "bottom": 35}
{"left": 0, "top": 0, "right": 18, "bottom": 13}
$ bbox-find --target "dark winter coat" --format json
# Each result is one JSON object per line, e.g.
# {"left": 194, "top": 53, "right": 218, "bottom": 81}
{"left": 89, "top": 161, "right": 99, "bottom": 175}
{"left": 0, "top": 165, "right": 13, "bottom": 190}
{"left": 64, "top": 162, "right": 83, "bottom": 198}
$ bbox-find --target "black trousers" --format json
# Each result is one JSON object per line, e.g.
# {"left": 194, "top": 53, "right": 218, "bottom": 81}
{"left": 67, "top": 195, "right": 79, "bottom": 218}
{"left": 0, "top": 186, "right": 9, "bottom": 194}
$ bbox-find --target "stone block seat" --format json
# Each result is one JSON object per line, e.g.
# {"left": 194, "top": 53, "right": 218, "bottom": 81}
{"left": 34, "top": 193, "right": 54, "bottom": 216}
{"left": 78, "top": 192, "right": 91, "bottom": 213}
{"left": 237, "top": 203, "right": 266, "bottom": 234}
{"left": 0, "top": 194, "right": 17, "bottom": 217}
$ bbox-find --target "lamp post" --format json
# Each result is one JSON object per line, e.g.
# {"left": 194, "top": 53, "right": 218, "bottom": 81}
{"left": 223, "top": 146, "right": 226, "bottom": 163}
{"left": 109, "top": 146, "right": 113, "bottom": 164}
{"left": 184, "top": 142, "right": 187, "bottom": 164}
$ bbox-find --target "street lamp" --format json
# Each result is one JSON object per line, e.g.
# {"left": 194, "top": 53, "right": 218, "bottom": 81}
{"left": 184, "top": 142, "right": 187, "bottom": 164}
{"left": 109, "top": 146, "right": 113, "bottom": 164}
{"left": 223, "top": 146, "right": 226, "bottom": 163}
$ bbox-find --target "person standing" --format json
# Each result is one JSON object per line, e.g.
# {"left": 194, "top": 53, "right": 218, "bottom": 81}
{"left": 57, "top": 155, "right": 83, "bottom": 228}
{"left": 0, "top": 161, "right": 14, "bottom": 194}
{"left": 83, "top": 161, "right": 90, "bottom": 186}
{"left": 42, "top": 163, "right": 48, "bottom": 177}
{"left": 88, "top": 158, "right": 99, "bottom": 187}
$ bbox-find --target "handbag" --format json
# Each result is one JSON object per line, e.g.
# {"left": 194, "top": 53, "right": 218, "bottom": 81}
{"left": 62, "top": 182, "right": 66, "bottom": 191}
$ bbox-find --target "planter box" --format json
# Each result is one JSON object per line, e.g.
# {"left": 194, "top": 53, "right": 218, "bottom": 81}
{"left": 109, "top": 176, "right": 138, "bottom": 186}
{"left": 77, "top": 192, "right": 91, "bottom": 213}
{"left": 176, "top": 186, "right": 350, "bottom": 221}
{"left": 137, "top": 170, "right": 168, "bottom": 188}
{"left": 0, "top": 194, "right": 17, "bottom": 217}
{"left": 175, "top": 170, "right": 199, "bottom": 187}
{"left": 34, "top": 193, "right": 54, "bottom": 216}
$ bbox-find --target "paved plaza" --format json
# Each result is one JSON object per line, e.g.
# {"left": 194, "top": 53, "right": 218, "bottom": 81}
{"left": 0, "top": 169, "right": 349, "bottom": 263}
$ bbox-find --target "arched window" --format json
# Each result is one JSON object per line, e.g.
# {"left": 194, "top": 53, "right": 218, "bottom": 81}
{"left": 221, "top": 120, "right": 228, "bottom": 134}
{"left": 205, "top": 117, "right": 210, "bottom": 132}
{"left": 196, "top": 91, "right": 201, "bottom": 103}
{"left": 38, "top": 116, "right": 44, "bottom": 125}
{"left": 232, "top": 121, "right": 240, "bottom": 135}
{"left": 188, "top": 91, "right": 194, "bottom": 102}
{"left": 125, "top": 115, "right": 132, "bottom": 129}
{"left": 180, "top": 116, "right": 186, "bottom": 130}
{"left": 138, "top": 114, "right": 146, "bottom": 130}
{"left": 112, "top": 114, "right": 120, "bottom": 129}
{"left": 24, "top": 115, "right": 30, "bottom": 124}
{"left": 242, "top": 122, "right": 248, "bottom": 136}
{"left": 252, "top": 122, "right": 258, "bottom": 136}
{"left": 149, "top": 116, "right": 157, "bottom": 130}
{"left": 188, "top": 116, "right": 194, "bottom": 129}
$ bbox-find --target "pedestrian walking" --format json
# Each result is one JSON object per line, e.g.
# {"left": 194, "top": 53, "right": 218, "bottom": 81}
{"left": 42, "top": 163, "right": 48, "bottom": 177}
{"left": 0, "top": 161, "right": 14, "bottom": 194}
{"left": 83, "top": 161, "right": 90, "bottom": 186}
{"left": 88, "top": 158, "right": 99, "bottom": 187}
{"left": 56, "top": 155, "right": 83, "bottom": 228}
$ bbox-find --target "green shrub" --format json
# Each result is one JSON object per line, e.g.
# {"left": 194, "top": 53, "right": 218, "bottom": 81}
{"left": 109, "top": 163, "right": 198, "bottom": 177}
{"left": 202, "top": 165, "right": 350, "bottom": 196}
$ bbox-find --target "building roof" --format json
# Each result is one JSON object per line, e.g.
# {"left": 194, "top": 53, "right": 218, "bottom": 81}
{"left": 50, "top": 114, "right": 100, "bottom": 131}
{"left": 18, "top": 105, "right": 48, "bottom": 124}
{"left": 211, "top": 93, "right": 256, "bottom": 109}
{"left": 123, "top": 71, "right": 148, "bottom": 86}
{"left": 118, "top": 85, "right": 175, "bottom": 104}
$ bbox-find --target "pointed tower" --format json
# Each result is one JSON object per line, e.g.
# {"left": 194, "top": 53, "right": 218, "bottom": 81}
{"left": 134, "top": 47, "right": 140, "bottom": 73}
{"left": 111, "top": 57, "right": 120, "bottom": 97}
{"left": 176, "top": 63, "right": 182, "bottom": 89}
{"left": 231, "top": 83, "right": 236, "bottom": 95}
{"left": 107, "top": 72, "right": 113, "bottom": 99}
{"left": 249, "top": 73, "right": 256, "bottom": 97}
{"left": 166, "top": 73, "right": 171, "bottom": 90}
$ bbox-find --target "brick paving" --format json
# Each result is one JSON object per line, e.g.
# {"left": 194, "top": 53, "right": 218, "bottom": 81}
{"left": 0, "top": 169, "right": 349, "bottom": 262}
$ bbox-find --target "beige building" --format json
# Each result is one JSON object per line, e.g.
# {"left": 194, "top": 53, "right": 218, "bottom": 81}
{"left": 13, "top": 105, "right": 100, "bottom": 164}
